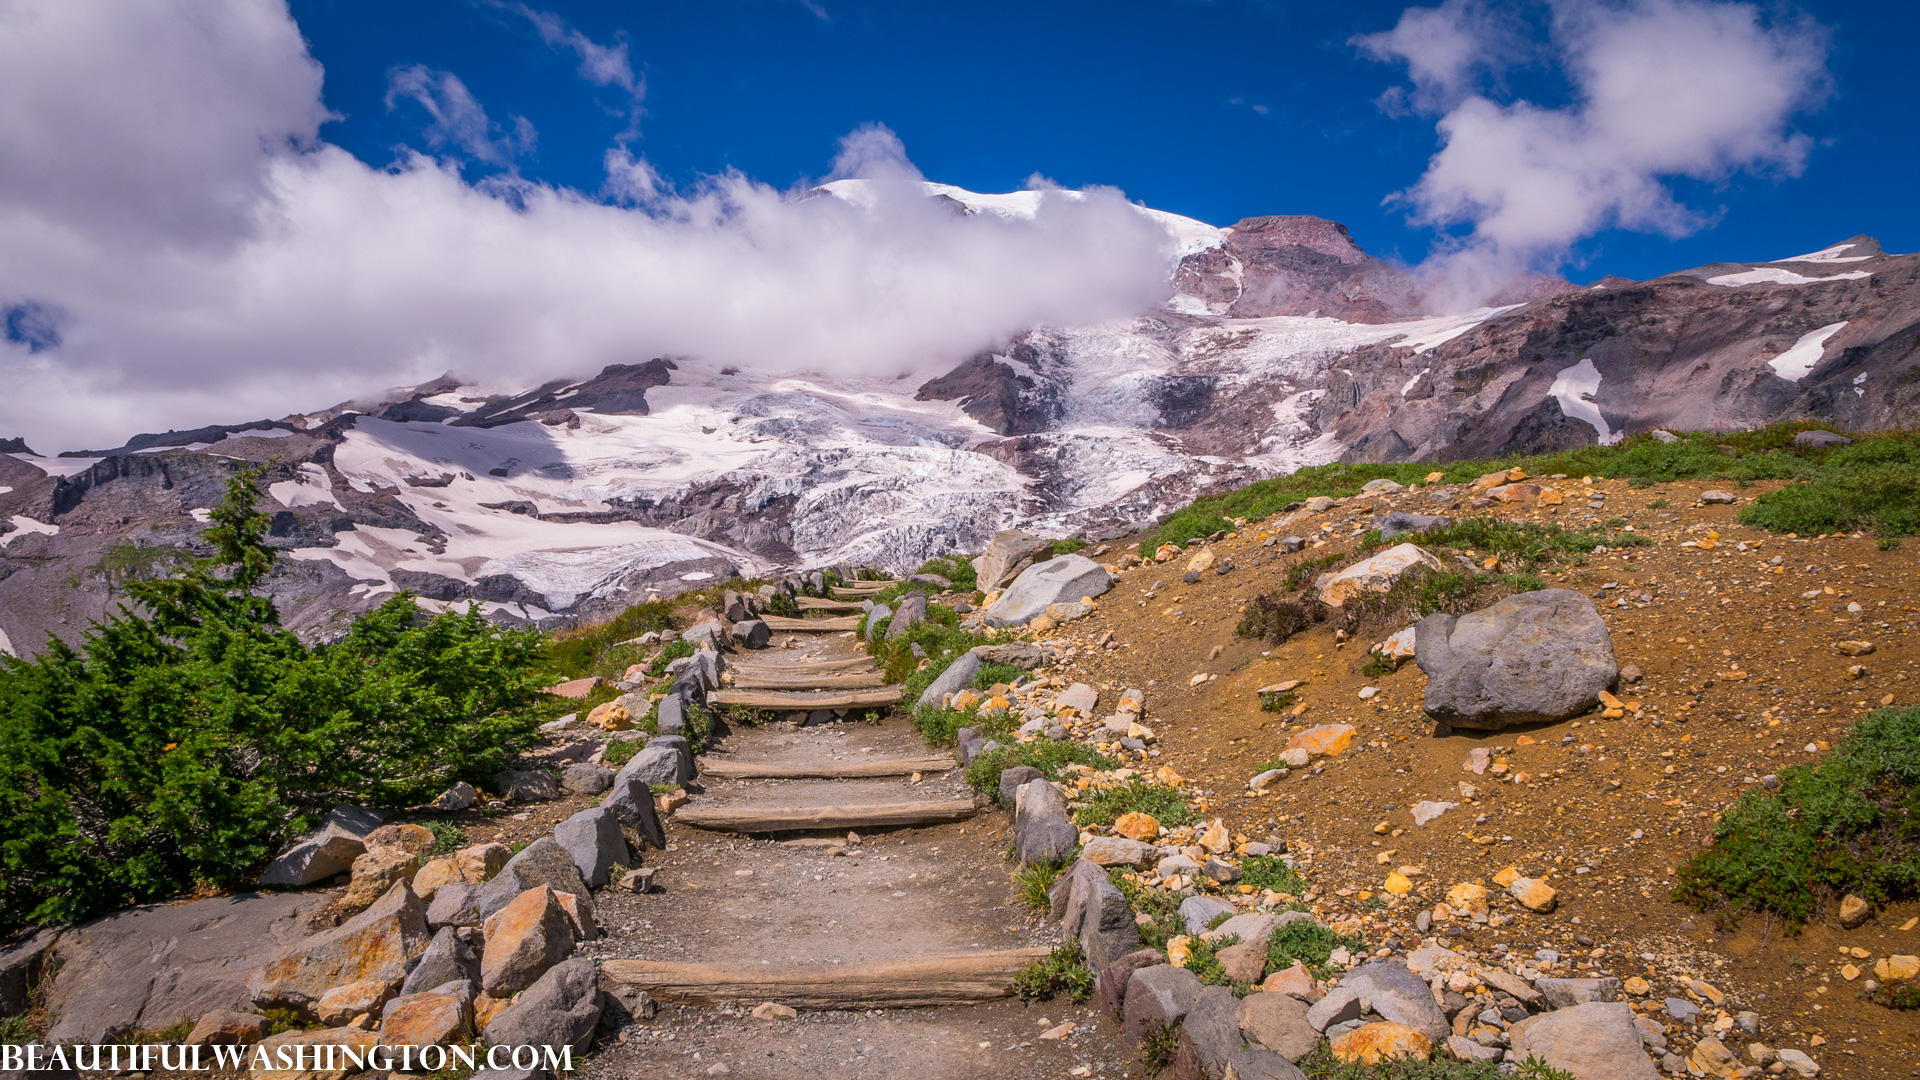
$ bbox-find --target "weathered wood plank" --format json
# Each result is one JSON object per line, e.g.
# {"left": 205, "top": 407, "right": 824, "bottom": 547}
{"left": 675, "top": 798, "right": 979, "bottom": 832}
{"left": 726, "top": 657, "right": 878, "bottom": 676}
{"left": 794, "top": 597, "right": 868, "bottom": 612}
{"left": 598, "top": 948, "right": 1051, "bottom": 1009}
{"left": 760, "top": 615, "right": 862, "bottom": 632}
{"left": 695, "top": 755, "right": 957, "bottom": 780}
{"left": 728, "top": 671, "right": 887, "bottom": 690}
{"left": 708, "top": 687, "right": 901, "bottom": 709}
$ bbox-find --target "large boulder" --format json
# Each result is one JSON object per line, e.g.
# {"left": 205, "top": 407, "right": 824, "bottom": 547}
{"left": 973, "top": 529, "right": 1053, "bottom": 592}
{"left": 1012, "top": 779, "right": 1078, "bottom": 867}
{"left": 248, "top": 883, "right": 431, "bottom": 1016}
{"left": 601, "top": 767, "right": 668, "bottom": 851}
{"left": 1374, "top": 512, "right": 1451, "bottom": 539}
{"left": 380, "top": 979, "right": 474, "bottom": 1049}
{"left": 480, "top": 886, "right": 575, "bottom": 996}
{"left": 1071, "top": 880, "right": 1140, "bottom": 970}
{"left": 1338, "top": 961, "right": 1449, "bottom": 1042}
{"left": 559, "top": 762, "right": 613, "bottom": 796}
{"left": 1177, "top": 986, "right": 1306, "bottom": 1080}
{"left": 552, "top": 807, "right": 631, "bottom": 889}
{"left": 1094, "top": 949, "right": 1167, "bottom": 1018}
{"left": 997, "top": 765, "right": 1044, "bottom": 808}
{"left": 1238, "top": 990, "right": 1319, "bottom": 1061}
{"left": 864, "top": 604, "right": 892, "bottom": 638}
{"left": 886, "top": 592, "right": 927, "bottom": 638}
{"left": 493, "top": 770, "right": 559, "bottom": 803}
{"left": 482, "top": 957, "right": 602, "bottom": 1056}
{"left": 1122, "top": 964, "right": 1202, "bottom": 1044}
{"left": 257, "top": 805, "right": 385, "bottom": 887}
{"left": 400, "top": 926, "right": 481, "bottom": 997}
{"left": 1508, "top": 1001, "right": 1661, "bottom": 1080}
{"left": 983, "top": 555, "right": 1111, "bottom": 627}
{"left": 37, "top": 892, "right": 323, "bottom": 1045}
{"left": 426, "top": 883, "right": 484, "bottom": 930}
{"left": 729, "top": 619, "right": 771, "bottom": 649}
{"left": 1179, "top": 895, "right": 1236, "bottom": 936}
{"left": 1314, "top": 543, "right": 1443, "bottom": 607}
{"left": 1048, "top": 858, "right": 1111, "bottom": 924}
{"left": 609, "top": 745, "right": 681, "bottom": 789}
{"left": 338, "top": 847, "right": 419, "bottom": 919}
{"left": 475, "top": 838, "right": 591, "bottom": 921}
{"left": 1416, "top": 589, "right": 1619, "bottom": 729}
{"left": 970, "top": 641, "right": 1049, "bottom": 669}
{"left": 916, "top": 652, "right": 982, "bottom": 710}
{"left": 0, "top": 927, "right": 59, "bottom": 1016}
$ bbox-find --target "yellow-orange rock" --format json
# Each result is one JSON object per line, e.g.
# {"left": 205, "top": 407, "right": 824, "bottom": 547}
{"left": 587, "top": 701, "right": 631, "bottom": 730}
{"left": 248, "top": 1028, "right": 380, "bottom": 1080}
{"left": 363, "top": 823, "right": 435, "bottom": 860}
{"left": 1259, "top": 962, "right": 1316, "bottom": 1000}
{"left": 1114, "top": 811, "right": 1162, "bottom": 841}
{"left": 1445, "top": 882, "right": 1488, "bottom": 909}
{"left": 1383, "top": 872, "right": 1413, "bottom": 895}
{"left": 1508, "top": 877, "right": 1558, "bottom": 912}
{"left": 314, "top": 979, "right": 396, "bottom": 1026}
{"left": 378, "top": 986, "right": 473, "bottom": 1048}
{"left": 247, "top": 882, "right": 430, "bottom": 1014}
{"left": 1167, "top": 936, "right": 1194, "bottom": 967}
{"left": 1286, "top": 724, "right": 1357, "bottom": 758}
{"left": 1330, "top": 1021, "right": 1431, "bottom": 1065}
{"left": 1876, "top": 955, "right": 1920, "bottom": 982}
{"left": 454, "top": 842, "right": 511, "bottom": 883}
{"left": 1492, "top": 866, "right": 1521, "bottom": 888}
{"left": 472, "top": 994, "right": 512, "bottom": 1034}
{"left": 480, "top": 885, "right": 574, "bottom": 994}
{"left": 1199, "top": 819, "right": 1231, "bottom": 854}
{"left": 411, "top": 857, "right": 462, "bottom": 900}
{"left": 553, "top": 890, "right": 597, "bottom": 942}
{"left": 339, "top": 847, "right": 419, "bottom": 918}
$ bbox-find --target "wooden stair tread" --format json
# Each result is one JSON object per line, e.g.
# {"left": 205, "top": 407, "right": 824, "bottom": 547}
{"left": 728, "top": 671, "right": 887, "bottom": 690}
{"left": 760, "top": 615, "right": 862, "bottom": 632}
{"left": 696, "top": 755, "right": 957, "bottom": 779}
{"left": 709, "top": 687, "right": 901, "bottom": 708}
{"left": 727, "top": 657, "right": 878, "bottom": 676}
{"left": 795, "top": 597, "right": 869, "bottom": 612}
{"left": 676, "top": 797, "right": 979, "bottom": 832}
{"left": 598, "top": 948, "right": 1050, "bottom": 1008}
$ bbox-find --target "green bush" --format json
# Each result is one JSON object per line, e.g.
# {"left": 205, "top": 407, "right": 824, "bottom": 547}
{"left": 602, "top": 736, "right": 643, "bottom": 766}
{"left": 425, "top": 821, "right": 467, "bottom": 855}
{"left": 1013, "top": 862, "right": 1062, "bottom": 912}
{"left": 543, "top": 600, "right": 676, "bottom": 680}
{"left": 645, "top": 639, "right": 696, "bottom": 677}
{"left": 1675, "top": 705, "right": 1920, "bottom": 932}
{"left": 0, "top": 468, "right": 552, "bottom": 933}
{"left": 1240, "top": 855, "right": 1310, "bottom": 896}
{"left": 964, "top": 742, "right": 1116, "bottom": 801}
{"left": 1073, "top": 780, "right": 1194, "bottom": 829}
{"left": 1012, "top": 940, "right": 1095, "bottom": 1002}
{"left": 914, "top": 554, "right": 978, "bottom": 592}
{"left": 1740, "top": 436, "right": 1920, "bottom": 537}
{"left": 1266, "top": 919, "right": 1362, "bottom": 979}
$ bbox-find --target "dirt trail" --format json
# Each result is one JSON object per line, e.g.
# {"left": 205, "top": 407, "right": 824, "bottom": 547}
{"left": 577, "top": 625, "right": 1136, "bottom": 1080}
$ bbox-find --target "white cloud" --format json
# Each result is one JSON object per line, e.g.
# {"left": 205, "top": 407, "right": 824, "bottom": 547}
{"left": 1362, "top": 0, "right": 1830, "bottom": 291}
{"left": 385, "top": 65, "right": 535, "bottom": 165}
{"left": 0, "top": 0, "right": 1176, "bottom": 452}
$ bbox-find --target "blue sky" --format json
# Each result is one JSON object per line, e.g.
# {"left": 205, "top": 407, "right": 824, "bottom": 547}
{"left": 293, "top": 0, "right": 1917, "bottom": 282}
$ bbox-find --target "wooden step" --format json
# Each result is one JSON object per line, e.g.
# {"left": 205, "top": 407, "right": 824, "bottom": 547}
{"left": 729, "top": 671, "right": 887, "bottom": 690}
{"left": 795, "top": 597, "right": 869, "bottom": 612}
{"left": 675, "top": 797, "right": 979, "bottom": 833}
{"left": 599, "top": 948, "right": 1051, "bottom": 1009}
{"left": 708, "top": 687, "right": 902, "bottom": 709}
{"left": 760, "top": 615, "right": 862, "bottom": 632}
{"left": 727, "top": 657, "right": 877, "bottom": 676}
{"left": 696, "top": 754, "right": 958, "bottom": 780}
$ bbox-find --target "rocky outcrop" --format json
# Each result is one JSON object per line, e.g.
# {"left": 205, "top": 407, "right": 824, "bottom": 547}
{"left": 1416, "top": 590, "right": 1619, "bottom": 730}
{"left": 248, "top": 882, "right": 431, "bottom": 1016}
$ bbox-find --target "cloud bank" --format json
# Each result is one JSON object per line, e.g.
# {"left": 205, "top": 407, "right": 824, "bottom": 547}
{"left": 1359, "top": 0, "right": 1831, "bottom": 293}
{"left": 0, "top": 0, "right": 1174, "bottom": 452}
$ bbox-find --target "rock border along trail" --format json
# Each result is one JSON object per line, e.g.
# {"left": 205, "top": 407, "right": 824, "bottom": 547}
{"left": 579, "top": 598, "right": 1131, "bottom": 1080}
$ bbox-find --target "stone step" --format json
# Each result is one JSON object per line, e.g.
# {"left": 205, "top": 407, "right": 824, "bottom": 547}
{"left": 728, "top": 671, "right": 887, "bottom": 690}
{"left": 675, "top": 797, "right": 979, "bottom": 833}
{"left": 760, "top": 614, "right": 863, "bottom": 632}
{"left": 708, "top": 687, "right": 902, "bottom": 709}
{"left": 598, "top": 948, "right": 1050, "bottom": 1009}
{"left": 695, "top": 754, "right": 957, "bottom": 780}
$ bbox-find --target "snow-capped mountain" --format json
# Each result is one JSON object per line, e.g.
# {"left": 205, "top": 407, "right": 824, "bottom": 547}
{"left": 3, "top": 184, "right": 1914, "bottom": 655}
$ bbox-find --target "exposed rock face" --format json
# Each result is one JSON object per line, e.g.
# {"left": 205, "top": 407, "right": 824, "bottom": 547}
{"left": 1416, "top": 590, "right": 1619, "bottom": 730}
{"left": 248, "top": 883, "right": 431, "bottom": 1016}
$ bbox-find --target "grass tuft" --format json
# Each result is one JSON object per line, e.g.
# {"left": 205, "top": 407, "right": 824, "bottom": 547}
{"left": 1240, "top": 855, "right": 1310, "bottom": 896}
{"left": 425, "top": 821, "right": 467, "bottom": 855}
{"left": 964, "top": 742, "right": 1117, "bottom": 802}
{"left": 1266, "top": 919, "right": 1362, "bottom": 979}
{"left": 1073, "top": 780, "right": 1195, "bottom": 829}
{"left": 1013, "top": 863, "right": 1062, "bottom": 912}
{"left": 1012, "top": 940, "right": 1095, "bottom": 1003}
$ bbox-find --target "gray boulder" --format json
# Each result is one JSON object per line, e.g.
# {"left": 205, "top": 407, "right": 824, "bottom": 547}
{"left": 983, "top": 555, "right": 1112, "bottom": 627}
{"left": 907, "top": 573, "right": 951, "bottom": 590}
{"left": 886, "top": 592, "right": 927, "bottom": 638}
{"left": 1508, "top": 1001, "right": 1661, "bottom": 1080}
{"left": 654, "top": 693, "right": 685, "bottom": 735}
{"left": 970, "top": 641, "right": 1049, "bottom": 669}
{"left": 1793, "top": 429, "right": 1851, "bottom": 448}
{"left": 258, "top": 805, "right": 385, "bottom": 887}
{"left": 481, "top": 957, "right": 602, "bottom": 1056}
{"left": 476, "top": 838, "right": 591, "bottom": 920}
{"left": 1177, "top": 986, "right": 1247, "bottom": 1078}
{"left": 0, "top": 927, "right": 59, "bottom": 1015}
{"left": 916, "top": 652, "right": 982, "bottom": 709}
{"left": 400, "top": 926, "right": 480, "bottom": 997}
{"left": 1306, "top": 987, "right": 1362, "bottom": 1032}
{"left": 1536, "top": 976, "right": 1622, "bottom": 1009}
{"left": 1416, "top": 589, "right": 1619, "bottom": 730}
{"left": 1339, "top": 961, "right": 1449, "bottom": 1041}
{"left": 601, "top": 767, "right": 668, "bottom": 851}
{"left": 559, "top": 762, "right": 613, "bottom": 796}
{"left": 425, "top": 883, "right": 484, "bottom": 929}
{"left": 1121, "top": 964, "right": 1202, "bottom": 1044}
{"left": 1047, "top": 858, "right": 1112, "bottom": 925}
{"left": 1375, "top": 511, "right": 1451, "bottom": 539}
{"left": 613, "top": 745, "right": 683, "bottom": 788}
{"left": 691, "top": 648, "right": 720, "bottom": 691}
{"left": 997, "top": 765, "right": 1043, "bottom": 808}
{"left": 1238, "top": 990, "right": 1319, "bottom": 1061}
{"left": 1178, "top": 895, "right": 1237, "bottom": 936}
{"left": 1071, "top": 881, "right": 1140, "bottom": 970}
{"left": 39, "top": 892, "right": 324, "bottom": 1044}
{"left": 973, "top": 529, "right": 1052, "bottom": 591}
{"left": 730, "top": 619, "right": 771, "bottom": 649}
{"left": 1012, "top": 779, "right": 1078, "bottom": 867}
{"left": 1094, "top": 949, "right": 1166, "bottom": 1018}
{"left": 864, "top": 604, "right": 892, "bottom": 638}
{"left": 493, "top": 770, "right": 559, "bottom": 803}
{"left": 552, "top": 807, "right": 632, "bottom": 889}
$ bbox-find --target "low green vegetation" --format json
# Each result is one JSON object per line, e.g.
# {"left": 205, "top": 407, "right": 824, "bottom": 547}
{"left": 544, "top": 599, "right": 676, "bottom": 681}
{"left": 1265, "top": 919, "right": 1362, "bottom": 979}
{"left": 1073, "top": 780, "right": 1194, "bottom": 829}
{"left": 1013, "top": 863, "right": 1062, "bottom": 912}
{"left": 1144, "top": 421, "right": 1906, "bottom": 551}
{"left": 1377, "top": 516, "right": 1651, "bottom": 568}
{"left": 1256, "top": 689, "right": 1299, "bottom": 713}
{"left": 1295, "top": 1048, "right": 1570, "bottom": 1080}
{"left": 1012, "top": 940, "right": 1095, "bottom": 1002}
{"left": 913, "top": 554, "right": 979, "bottom": 592}
{"left": 1238, "top": 566, "right": 1545, "bottom": 645}
{"left": 426, "top": 821, "right": 467, "bottom": 855}
{"left": 1140, "top": 1022, "right": 1180, "bottom": 1072}
{"left": 602, "top": 737, "right": 643, "bottom": 767}
{"left": 1179, "top": 933, "right": 1244, "bottom": 990}
{"left": 0, "top": 468, "right": 552, "bottom": 933}
{"left": 1239, "top": 855, "right": 1310, "bottom": 896}
{"left": 1283, "top": 553, "right": 1344, "bottom": 591}
{"left": 964, "top": 742, "right": 1116, "bottom": 801}
{"left": 1675, "top": 705, "right": 1920, "bottom": 933}
{"left": 1109, "top": 867, "right": 1183, "bottom": 952}
{"left": 645, "top": 638, "right": 696, "bottom": 678}
{"left": 973, "top": 662, "right": 1029, "bottom": 690}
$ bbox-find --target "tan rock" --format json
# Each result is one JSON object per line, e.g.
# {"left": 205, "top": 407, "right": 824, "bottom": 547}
{"left": 247, "top": 1027, "right": 380, "bottom": 1080}
{"left": 1472, "top": 470, "right": 1511, "bottom": 491}
{"left": 1487, "top": 483, "right": 1542, "bottom": 502}
{"left": 248, "top": 881, "right": 431, "bottom": 1014}
{"left": 1199, "top": 819, "right": 1231, "bottom": 854}
{"left": 587, "top": 701, "right": 631, "bottom": 730}
{"left": 1167, "top": 936, "right": 1194, "bottom": 967}
{"left": 553, "top": 890, "right": 598, "bottom": 941}
{"left": 1260, "top": 962, "right": 1317, "bottom": 1001}
{"left": 1316, "top": 544, "right": 1445, "bottom": 607}
{"left": 1624, "top": 976, "right": 1651, "bottom": 996}
{"left": 1839, "top": 964, "right": 1861, "bottom": 981}
{"left": 454, "top": 842, "right": 512, "bottom": 883}
{"left": 1330, "top": 1021, "right": 1432, "bottom": 1065}
{"left": 1186, "top": 548, "right": 1216, "bottom": 573}
{"left": 314, "top": 978, "right": 397, "bottom": 1026}
{"left": 1838, "top": 894, "right": 1871, "bottom": 928}
{"left": 1691, "top": 1036, "right": 1739, "bottom": 1078}
{"left": 363, "top": 823, "right": 435, "bottom": 860}
{"left": 751, "top": 1001, "right": 798, "bottom": 1020}
{"left": 1216, "top": 939, "right": 1268, "bottom": 985}
{"left": 1508, "top": 877, "right": 1557, "bottom": 913}
{"left": 1836, "top": 640, "right": 1876, "bottom": 657}
{"left": 1383, "top": 872, "right": 1412, "bottom": 895}
{"left": 472, "top": 994, "right": 512, "bottom": 1034}
{"left": 1444, "top": 882, "right": 1488, "bottom": 910}
{"left": 656, "top": 789, "right": 688, "bottom": 815}
{"left": 379, "top": 986, "right": 473, "bottom": 1048}
{"left": 1491, "top": 866, "right": 1521, "bottom": 888}
{"left": 184, "top": 1008, "right": 271, "bottom": 1047}
{"left": 1286, "top": 724, "right": 1356, "bottom": 757}
{"left": 1114, "top": 811, "right": 1161, "bottom": 841}
{"left": 1874, "top": 955, "right": 1919, "bottom": 982}
{"left": 339, "top": 847, "right": 419, "bottom": 919}
{"left": 411, "top": 858, "right": 462, "bottom": 901}
{"left": 480, "top": 885, "right": 574, "bottom": 995}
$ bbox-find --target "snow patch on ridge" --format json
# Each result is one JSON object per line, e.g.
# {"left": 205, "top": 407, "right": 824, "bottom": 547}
{"left": 1778, "top": 243, "right": 1872, "bottom": 264}
{"left": 1708, "top": 267, "right": 1872, "bottom": 287}
{"left": 1768, "top": 322, "right": 1848, "bottom": 382}
{"left": 1549, "top": 359, "right": 1619, "bottom": 445}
